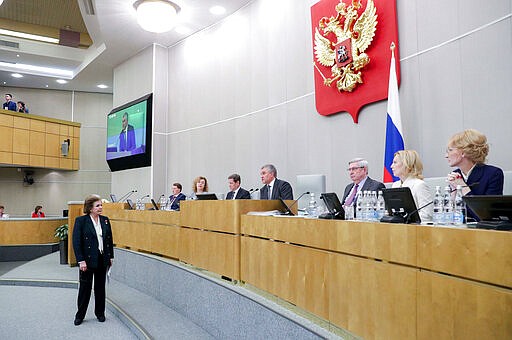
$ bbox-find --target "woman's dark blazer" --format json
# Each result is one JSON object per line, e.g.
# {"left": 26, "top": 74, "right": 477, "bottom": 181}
{"left": 72, "top": 214, "right": 114, "bottom": 269}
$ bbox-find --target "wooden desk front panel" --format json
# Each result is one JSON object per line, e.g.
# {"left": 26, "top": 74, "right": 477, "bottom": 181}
{"left": 417, "top": 271, "right": 512, "bottom": 340}
{"left": 328, "top": 254, "right": 417, "bottom": 340}
{"left": 241, "top": 216, "right": 416, "bottom": 266}
{"left": 418, "top": 226, "right": 512, "bottom": 287}
{"left": 181, "top": 200, "right": 293, "bottom": 233}
{"left": 241, "top": 236, "right": 330, "bottom": 320}
{"left": 179, "top": 227, "right": 240, "bottom": 280}
{"left": 0, "top": 219, "right": 65, "bottom": 244}
{"left": 330, "top": 221, "right": 417, "bottom": 266}
{"left": 67, "top": 203, "right": 83, "bottom": 265}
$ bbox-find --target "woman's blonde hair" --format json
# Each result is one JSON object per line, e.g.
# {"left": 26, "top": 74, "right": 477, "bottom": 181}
{"left": 448, "top": 129, "right": 489, "bottom": 164}
{"left": 192, "top": 176, "right": 208, "bottom": 193}
{"left": 394, "top": 150, "right": 424, "bottom": 180}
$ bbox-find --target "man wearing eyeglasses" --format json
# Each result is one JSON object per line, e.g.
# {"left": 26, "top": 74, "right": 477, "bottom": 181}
{"left": 341, "top": 158, "right": 385, "bottom": 206}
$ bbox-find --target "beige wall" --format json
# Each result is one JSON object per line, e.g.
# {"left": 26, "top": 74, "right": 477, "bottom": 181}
{"left": 0, "top": 87, "right": 112, "bottom": 216}
{"left": 161, "top": 0, "right": 512, "bottom": 196}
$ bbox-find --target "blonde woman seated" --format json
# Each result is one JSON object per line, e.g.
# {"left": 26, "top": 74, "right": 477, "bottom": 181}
{"left": 391, "top": 150, "right": 432, "bottom": 222}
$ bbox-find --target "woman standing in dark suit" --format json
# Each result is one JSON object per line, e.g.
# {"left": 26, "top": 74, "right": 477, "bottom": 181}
{"left": 72, "top": 194, "right": 114, "bottom": 326}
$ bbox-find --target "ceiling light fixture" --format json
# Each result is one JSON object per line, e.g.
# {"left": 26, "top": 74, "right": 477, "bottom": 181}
{"left": 11, "top": 73, "right": 23, "bottom": 78}
{"left": 0, "top": 28, "right": 59, "bottom": 44}
{"left": 97, "top": 84, "right": 108, "bottom": 89}
{"left": 210, "top": 6, "right": 226, "bottom": 15}
{"left": 0, "top": 61, "right": 73, "bottom": 78}
{"left": 133, "top": 0, "right": 181, "bottom": 33}
{"left": 56, "top": 79, "right": 68, "bottom": 84}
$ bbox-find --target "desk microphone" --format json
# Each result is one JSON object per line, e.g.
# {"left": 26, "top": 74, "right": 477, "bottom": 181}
{"left": 119, "top": 190, "right": 137, "bottom": 202}
{"left": 138, "top": 194, "right": 150, "bottom": 201}
{"left": 287, "top": 191, "right": 310, "bottom": 212}
{"left": 405, "top": 200, "right": 433, "bottom": 224}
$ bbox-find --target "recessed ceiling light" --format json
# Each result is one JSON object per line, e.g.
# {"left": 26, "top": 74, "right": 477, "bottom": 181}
{"left": 45, "top": 85, "right": 49, "bottom": 88}
{"left": 16, "top": 54, "right": 20, "bottom": 57}
{"left": 175, "top": 26, "right": 192, "bottom": 35}
{"left": 210, "top": 6, "right": 226, "bottom": 15}
{"left": 11, "top": 73, "right": 23, "bottom": 78}
{"left": 97, "top": 84, "right": 108, "bottom": 89}
{"left": 3, "top": 82, "right": 6, "bottom": 85}
{"left": 56, "top": 79, "right": 68, "bottom": 84}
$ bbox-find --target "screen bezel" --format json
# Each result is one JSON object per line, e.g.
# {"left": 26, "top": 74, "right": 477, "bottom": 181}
{"left": 320, "top": 192, "right": 345, "bottom": 219}
{"left": 106, "top": 93, "right": 153, "bottom": 172}
{"left": 463, "top": 195, "right": 512, "bottom": 221}
{"left": 381, "top": 187, "right": 421, "bottom": 224}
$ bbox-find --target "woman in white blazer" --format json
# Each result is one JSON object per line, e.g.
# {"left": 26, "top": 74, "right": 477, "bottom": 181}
{"left": 391, "top": 150, "right": 432, "bottom": 222}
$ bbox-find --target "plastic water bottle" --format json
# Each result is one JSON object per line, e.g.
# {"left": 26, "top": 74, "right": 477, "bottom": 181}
{"left": 453, "top": 185, "right": 465, "bottom": 225}
{"left": 136, "top": 198, "right": 142, "bottom": 210}
{"left": 355, "top": 191, "right": 364, "bottom": 221}
{"left": 432, "top": 186, "right": 443, "bottom": 225}
{"left": 306, "top": 193, "right": 318, "bottom": 217}
{"left": 158, "top": 195, "right": 167, "bottom": 210}
{"left": 376, "top": 190, "right": 386, "bottom": 221}
{"left": 442, "top": 186, "right": 453, "bottom": 224}
{"left": 370, "top": 191, "right": 378, "bottom": 221}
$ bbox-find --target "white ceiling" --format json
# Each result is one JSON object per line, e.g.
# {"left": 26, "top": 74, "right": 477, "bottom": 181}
{"left": 0, "top": 0, "right": 253, "bottom": 94}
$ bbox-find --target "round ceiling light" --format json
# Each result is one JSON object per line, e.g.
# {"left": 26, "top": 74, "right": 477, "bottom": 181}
{"left": 133, "top": 0, "right": 181, "bottom": 33}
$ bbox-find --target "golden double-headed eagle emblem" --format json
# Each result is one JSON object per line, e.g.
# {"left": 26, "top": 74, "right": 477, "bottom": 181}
{"left": 314, "top": 0, "right": 378, "bottom": 92}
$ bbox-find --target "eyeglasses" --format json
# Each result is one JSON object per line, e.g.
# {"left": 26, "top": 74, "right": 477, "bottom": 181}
{"left": 347, "top": 166, "right": 364, "bottom": 172}
{"left": 445, "top": 147, "right": 458, "bottom": 153}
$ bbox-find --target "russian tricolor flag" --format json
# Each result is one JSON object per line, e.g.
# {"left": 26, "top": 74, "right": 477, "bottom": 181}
{"left": 383, "top": 44, "right": 404, "bottom": 183}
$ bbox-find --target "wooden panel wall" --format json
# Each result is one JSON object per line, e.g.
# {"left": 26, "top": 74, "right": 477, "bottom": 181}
{"left": 0, "top": 218, "right": 67, "bottom": 244}
{"left": 0, "top": 109, "right": 80, "bottom": 170}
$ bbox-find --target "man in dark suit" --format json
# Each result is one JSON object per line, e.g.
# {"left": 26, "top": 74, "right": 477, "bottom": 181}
{"left": 341, "top": 158, "right": 386, "bottom": 206}
{"left": 226, "top": 174, "right": 251, "bottom": 199}
{"left": 168, "top": 182, "right": 187, "bottom": 210}
{"left": 3, "top": 93, "right": 17, "bottom": 111}
{"left": 259, "top": 164, "right": 293, "bottom": 200}
{"left": 72, "top": 195, "right": 114, "bottom": 326}
{"left": 119, "top": 112, "right": 136, "bottom": 151}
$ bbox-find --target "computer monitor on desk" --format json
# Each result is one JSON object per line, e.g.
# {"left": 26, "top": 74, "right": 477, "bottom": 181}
{"left": 380, "top": 187, "right": 421, "bottom": 224}
{"left": 196, "top": 193, "right": 218, "bottom": 200}
{"left": 463, "top": 195, "right": 512, "bottom": 231}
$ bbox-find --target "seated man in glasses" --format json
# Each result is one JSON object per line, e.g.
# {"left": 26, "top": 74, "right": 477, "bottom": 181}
{"left": 341, "top": 158, "right": 385, "bottom": 207}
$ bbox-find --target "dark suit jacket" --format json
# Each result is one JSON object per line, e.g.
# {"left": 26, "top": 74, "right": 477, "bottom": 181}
{"left": 3, "top": 100, "right": 17, "bottom": 111}
{"left": 454, "top": 164, "right": 504, "bottom": 220}
{"left": 168, "top": 192, "right": 186, "bottom": 210}
{"left": 119, "top": 124, "right": 136, "bottom": 151}
{"left": 226, "top": 187, "right": 251, "bottom": 200}
{"left": 341, "top": 177, "right": 386, "bottom": 205}
{"left": 260, "top": 179, "right": 293, "bottom": 200}
{"left": 72, "top": 214, "right": 114, "bottom": 269}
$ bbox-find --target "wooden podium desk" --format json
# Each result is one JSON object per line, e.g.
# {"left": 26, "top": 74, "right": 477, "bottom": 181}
{"left": 240, "top": 216, "right": 512, "bottom": 340}
{"left": 0, "top": 217, "right": 67, "bottom": 245}
{"left": 179, "top": 200, "right": 291, "bottom": 281}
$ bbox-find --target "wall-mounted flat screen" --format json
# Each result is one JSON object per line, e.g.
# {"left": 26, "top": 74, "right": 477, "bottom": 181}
{"left": 106, "top": 93, "right": 152, "bottom": 171}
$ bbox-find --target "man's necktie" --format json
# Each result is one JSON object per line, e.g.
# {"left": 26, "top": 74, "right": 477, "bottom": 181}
{"left": 345, "top": 184, "right": 359, "bottom": 206}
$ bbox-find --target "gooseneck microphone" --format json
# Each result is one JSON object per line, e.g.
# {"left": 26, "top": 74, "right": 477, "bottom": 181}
{"left": 138, "top": 194, "right": 150, "bottom": 201}
{"left": 287, "top": 191, "right": 310, "bottom": 212}
{"left": 119, "top": 190, "right": 137, "bottom": 202}
{"left": 405, "top": 200, "right": 433, "bottom": 224}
